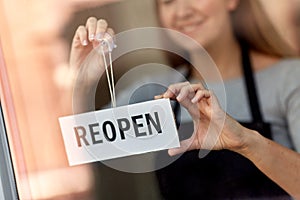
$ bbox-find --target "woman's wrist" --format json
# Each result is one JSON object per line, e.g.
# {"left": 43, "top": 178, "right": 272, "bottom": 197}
{"left": 233, "top": 127, "right": 264, "bottom": 159}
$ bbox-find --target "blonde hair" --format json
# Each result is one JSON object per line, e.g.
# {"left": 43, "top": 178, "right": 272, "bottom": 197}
{"left": 155, "top": 0, "right": 298, "bottom": 57}
{"left": 232, "top": 0, "right": 297, "bottom": 57}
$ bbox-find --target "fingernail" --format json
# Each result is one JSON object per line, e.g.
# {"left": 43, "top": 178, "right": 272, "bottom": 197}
{"left": 82, "top": 40, "right": 88, "bottom": 46}
{"left": 89, "top": 34, "right": 95, "bottom": 41}
{"left": 168, "top": 149, "right": 174, "bottom": 156}
{"left": 176, "top": 93, "right": 183, "bottom": 101}
{"left": 191, "top": 97, "right": 197, "bottom": 103}
{"left": 154, "top": 95, "right": 163, "bottom": 99}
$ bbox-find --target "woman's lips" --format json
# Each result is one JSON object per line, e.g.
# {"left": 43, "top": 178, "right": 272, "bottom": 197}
{"left": 177, "top": 21, "right": 204, "bottom": 35}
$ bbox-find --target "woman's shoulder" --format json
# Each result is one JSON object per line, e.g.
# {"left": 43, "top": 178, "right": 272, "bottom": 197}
{"left": 255, "top": 58, "right": 300, "bottom": 97}
{"left": 265, "top": 58, "right": 300, "bottom": 95}
{"left": 259, "top": 58, "right": 300, "bottom": 76}
{"left": 273, "top": 58, "right": 300, "bottom": 79}
{"left": 276, "top": 58, "right": 300, "bottom": 68}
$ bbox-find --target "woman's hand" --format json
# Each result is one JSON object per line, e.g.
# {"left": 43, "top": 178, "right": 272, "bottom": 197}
{"left": 68, "top": 17, "right": 116, "bottom": 113}
{"left": 69, "top": 17, "right": 115, "bottom": 85}
{"left": 156, "top": 82, "right": 250, "bottom": 156}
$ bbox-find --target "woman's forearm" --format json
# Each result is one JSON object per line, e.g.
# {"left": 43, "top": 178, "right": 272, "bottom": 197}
{"left": 157, "top": 82, "right": 300, "bottom": 198}
{"left": 235, "top": 128, "right": 300, "bottom": 199}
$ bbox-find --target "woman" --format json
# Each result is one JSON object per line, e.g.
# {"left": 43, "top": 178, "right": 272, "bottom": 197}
{"left": 69, "top": 0, "right": 300, "bottom": 199}
{"left": 155, "top": 81, "right": 300, "bottom": 199}
{"left": 154, "top": 0, "right": 300, "bottom": 199}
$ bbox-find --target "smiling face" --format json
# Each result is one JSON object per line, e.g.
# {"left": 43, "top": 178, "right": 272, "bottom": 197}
{"left": 157, "top": 0, "right": 239, "bottom": 50}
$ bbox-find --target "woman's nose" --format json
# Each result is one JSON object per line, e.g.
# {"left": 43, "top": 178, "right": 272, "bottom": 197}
{"left": 175, "top": 0, "right": 193, "bottom": 19}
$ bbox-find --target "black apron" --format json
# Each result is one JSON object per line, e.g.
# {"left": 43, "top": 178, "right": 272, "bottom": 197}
{"left": 155, "top": 45, "right": 291, "bottom": 199}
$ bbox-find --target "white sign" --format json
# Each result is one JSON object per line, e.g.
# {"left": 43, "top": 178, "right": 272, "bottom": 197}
{"left": 59, "top": 99, "right": 180, "bottom": 166}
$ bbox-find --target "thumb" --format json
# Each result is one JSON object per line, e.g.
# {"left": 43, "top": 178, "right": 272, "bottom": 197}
{"left": 168, "top": 138, "right": 196, "bottom": 156}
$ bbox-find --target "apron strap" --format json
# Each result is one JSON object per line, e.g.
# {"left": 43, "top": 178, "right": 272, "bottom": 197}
{"left": 241, "top": 43, "right": 265, "bottom": 123}
{"left": 173, "top": 66, "right": 192, "bottom": 128}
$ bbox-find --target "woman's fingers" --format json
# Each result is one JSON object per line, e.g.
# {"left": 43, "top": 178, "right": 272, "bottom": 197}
{"left": 161, "top": 82, "right": 206, "bottom": 98}
{"left": 168, "top": 137, "right": 198, "bottom": 156}
{"left": 191, "top": 82, "right": 206, "bottom": 90}
{"left": 73, "top": 18, "right": 113, "bottom": 47}
{"left": 168, "top": 146, "right": 185, "bottom": 156}
{"left": 74, "top": 25, "right": 89, "bottom": 46}
{"left": 155, "top": 82, "right": 210, "bottom": 105}
{"left": 161, "top": 82, "right": 189, "bottom": 99}
{"left": 86, "top": 17, "right": 97, "bottom": 41}
{"left": 154, "top": 94, "right": 164, "bottom": 99}
{"left": 95, "top": 19, "right": 109, "bottom": 40}
{"left": 167, "top": 82, "right": 211, "bottom": 106}
{"left": 191, "top": 89, "right": 211, "bottom": 103}
{"left": 160, "top": 82, "right": 214, "bottom": 156}
{"left": 105, "top": 28, "right": 115, "bottom": 45}
{"left": 176, "top": 84, "right": 194, "bottom": 102}
{"left": 106, "top": 28, "right": 115, "bottom": 38}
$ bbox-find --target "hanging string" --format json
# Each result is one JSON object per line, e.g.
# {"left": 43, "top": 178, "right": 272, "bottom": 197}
{"left": 108, "top": 51, "right": 116, "bottom": 107}
{"left": 100, "top": 44, "right": 116, "bottom": 107}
